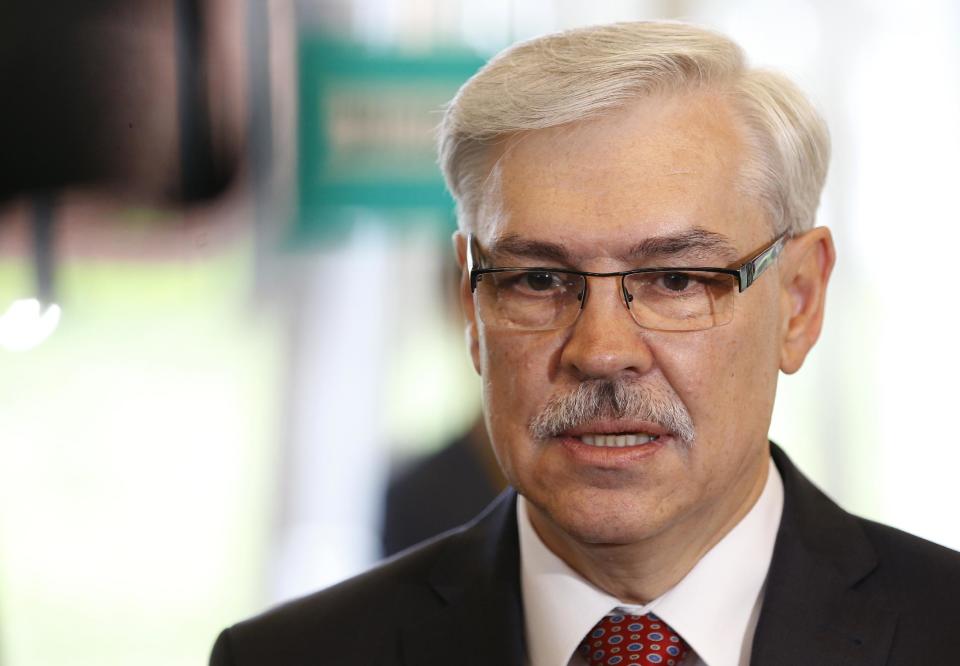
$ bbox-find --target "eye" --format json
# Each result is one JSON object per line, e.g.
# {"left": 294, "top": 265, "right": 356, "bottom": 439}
{"left": 660, "top": 272, "right": 692, "bottom": 292}
{"left": 498, "top": 270, "right": 574, "bottom": 298}
{"left": 524, "top": 271, "right": 558, "bottom": 291}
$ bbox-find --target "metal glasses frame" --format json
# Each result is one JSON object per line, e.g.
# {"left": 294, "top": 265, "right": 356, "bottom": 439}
{"left": 467, "top": 231, "right": 787, "bottom": 314}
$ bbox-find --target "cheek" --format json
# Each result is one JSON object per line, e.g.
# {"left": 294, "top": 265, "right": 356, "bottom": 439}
{"left": 479, "top": 320, "right": 564, "bottom": 373}
{"left": 478, "top": 328, "right": 564, "bottom": 456}
{"left": 479, "top": 329, "right": 552, "bottom": 422}
{"left": 656, "top": 315, "right": 779, "bottom": 442}
{"left": 657, "top": 334, "right": 736, "bottom": 429}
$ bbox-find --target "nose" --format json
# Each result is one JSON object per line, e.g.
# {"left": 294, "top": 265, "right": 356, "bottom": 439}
{"left": 559, "top": 275, "right": 656, "bottom": 380}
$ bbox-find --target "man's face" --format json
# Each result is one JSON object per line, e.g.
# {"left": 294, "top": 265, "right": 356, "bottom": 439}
{"left": 458, "top": 91, "right": 801, "bottom": 555}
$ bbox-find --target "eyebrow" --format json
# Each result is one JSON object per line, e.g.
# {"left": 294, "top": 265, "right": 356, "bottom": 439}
{"left": 628, "top": 229, "right": 740, "bottom": 263}
{"left": 486, "top": 228, "right": 741, "bottom": 267}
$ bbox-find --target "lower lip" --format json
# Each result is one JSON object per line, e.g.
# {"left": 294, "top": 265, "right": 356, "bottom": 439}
{"left": 555, "top": 435, "right": 669, "bottom": 467}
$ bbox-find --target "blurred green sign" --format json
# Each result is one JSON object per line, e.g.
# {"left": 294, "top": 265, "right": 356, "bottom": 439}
{"left": 294, "top": 37, "right": 485, "bottom": 244}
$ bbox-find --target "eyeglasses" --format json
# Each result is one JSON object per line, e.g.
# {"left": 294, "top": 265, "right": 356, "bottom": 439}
{"left": 468, "top": 232, "right": 787, "bottom": 332}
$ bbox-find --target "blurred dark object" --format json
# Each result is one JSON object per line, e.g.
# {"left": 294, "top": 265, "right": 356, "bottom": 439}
{"left": 32, "top": 193, "right": 57, "bottom": 303}
{"left": 381, "top": 421, "right": 507, "bottom": 556}
{"left": 0, "top": 0, "right": 241, "bottom": 206}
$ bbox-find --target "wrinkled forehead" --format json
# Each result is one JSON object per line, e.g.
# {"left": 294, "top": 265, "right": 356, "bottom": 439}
{"left": 473, "top": 91, "right": 771, "bottom": 260}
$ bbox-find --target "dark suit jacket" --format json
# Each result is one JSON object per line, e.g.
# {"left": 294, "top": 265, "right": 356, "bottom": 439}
{"left": 211, "top": 444, "right": 960, "bottom": 665}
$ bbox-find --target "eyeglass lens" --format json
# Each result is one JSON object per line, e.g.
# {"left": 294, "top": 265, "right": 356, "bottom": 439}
{"left": 475, "top": 269, "right": 737, "bottom": 332}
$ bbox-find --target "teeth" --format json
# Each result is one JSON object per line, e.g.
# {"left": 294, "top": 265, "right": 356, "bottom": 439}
{"left": 580, "top": 433, "right": 658, "bottom": 447}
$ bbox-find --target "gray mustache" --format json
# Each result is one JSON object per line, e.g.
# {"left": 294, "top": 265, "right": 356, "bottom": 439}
{"left": 528, "top": 380, "right": 696, "bottom": 445}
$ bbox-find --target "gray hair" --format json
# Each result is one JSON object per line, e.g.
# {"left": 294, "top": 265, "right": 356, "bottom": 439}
{"left": 438, "top": 21, "right": 830, "bottom": 236}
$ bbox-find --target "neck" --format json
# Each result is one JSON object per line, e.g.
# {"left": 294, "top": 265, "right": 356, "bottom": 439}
{"left": 527, "top": 453, "right": 770, "bottom": 604}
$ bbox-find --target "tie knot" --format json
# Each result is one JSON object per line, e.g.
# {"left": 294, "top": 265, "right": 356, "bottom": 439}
{"left": 578, "top": 611, "right": 690, "bottom": 665}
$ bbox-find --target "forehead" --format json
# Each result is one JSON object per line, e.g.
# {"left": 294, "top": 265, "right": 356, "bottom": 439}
{"left": 480, "top": 90, "right": 768, "bottom": 258}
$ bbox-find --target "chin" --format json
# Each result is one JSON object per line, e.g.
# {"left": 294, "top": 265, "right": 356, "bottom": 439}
{"left": 527, "top": 484, "right": 678, "bottom": 546}
{"left": 562, "top": 521, "right": 659, "bottom": 547}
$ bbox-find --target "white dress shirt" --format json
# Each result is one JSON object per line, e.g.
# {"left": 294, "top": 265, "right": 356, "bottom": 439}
{"left": 518, "top": 457, "right": 784, "bottom": 666}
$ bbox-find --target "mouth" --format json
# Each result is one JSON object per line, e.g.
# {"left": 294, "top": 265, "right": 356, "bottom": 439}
{"left": 551, "top": 425, "right": 669, "bottom": 469}
{"left": 578, "top": 433, "right": 661, "bottom": 448}
{"left": 555, "top": 421, "right": 671, "bottom": 452}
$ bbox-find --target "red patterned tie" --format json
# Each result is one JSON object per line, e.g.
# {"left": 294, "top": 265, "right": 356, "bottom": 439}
{"left": 578, "top": 611, "right": 691, "bottom": 665}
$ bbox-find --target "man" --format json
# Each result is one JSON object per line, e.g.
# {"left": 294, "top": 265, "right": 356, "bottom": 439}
{"left": 211, "top": 21, "right": 960, "bottom": 665}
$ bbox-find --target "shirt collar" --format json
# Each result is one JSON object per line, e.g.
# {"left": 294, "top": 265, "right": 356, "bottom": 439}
{"left": 518, "top": 457, "right": 784, "bottom": 666}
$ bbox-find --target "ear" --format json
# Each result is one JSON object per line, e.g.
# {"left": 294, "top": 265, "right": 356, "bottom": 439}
{"left": 779, "top": 226, "right": 836, "bottom": 374}
{"left": 453, "top": 231, "right": 482, "bottom": 374}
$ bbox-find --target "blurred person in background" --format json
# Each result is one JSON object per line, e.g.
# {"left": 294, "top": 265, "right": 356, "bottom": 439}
{"left": 381, "top": 258, "right": 507, "bottom": 558}
{"left": 211, "top": 20, "right": 960, "bottom": 665}
{"left": 382, "top": 415, "right": 505, "bottom": 557}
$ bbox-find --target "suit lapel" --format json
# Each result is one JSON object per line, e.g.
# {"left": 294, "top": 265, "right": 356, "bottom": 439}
{"left": 400, "top": 490, "right": 526, "bottom": 666}
{"left": 751, "top": 445, "right": 898, "bottom": 666}
{"left": 394, "top": 446, "right": 901, "bottom": 666}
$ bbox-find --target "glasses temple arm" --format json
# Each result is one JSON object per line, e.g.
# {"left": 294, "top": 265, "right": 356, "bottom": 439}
{"left": 467, "top": 233, "right": 480, "bottom": 291}
{"left": 737, "top": 233, "right": 787, "bottom": 292}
